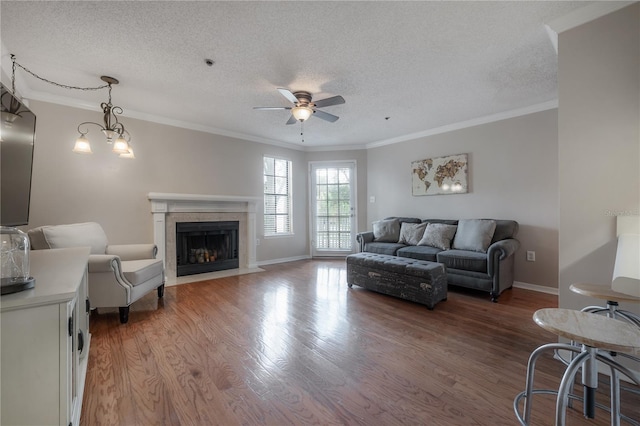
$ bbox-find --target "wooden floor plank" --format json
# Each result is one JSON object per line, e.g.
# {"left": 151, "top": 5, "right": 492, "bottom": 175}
{"left": 81, "top": 259, "right": 639, "bottom": 425}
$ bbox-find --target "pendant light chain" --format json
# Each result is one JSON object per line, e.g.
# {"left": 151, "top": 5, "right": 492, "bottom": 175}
{"left": 10, "top": 54, "right": 109, "bottom": 94}
{"left": 8, "top": 55, "right": 135, "bottom": 159}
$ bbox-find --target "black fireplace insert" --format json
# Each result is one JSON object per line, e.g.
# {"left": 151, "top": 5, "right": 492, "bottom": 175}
{"left": 176, "top": 221, "right": 239, "bottom": 276}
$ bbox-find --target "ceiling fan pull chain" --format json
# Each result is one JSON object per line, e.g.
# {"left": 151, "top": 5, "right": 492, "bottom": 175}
{"left": 301, "top": 121, "right": 305, "bottom": 143}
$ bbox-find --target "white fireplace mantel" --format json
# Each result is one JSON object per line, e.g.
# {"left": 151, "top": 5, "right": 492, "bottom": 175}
{"left": 148, "top": 192, "right": 260, "bottom": 284}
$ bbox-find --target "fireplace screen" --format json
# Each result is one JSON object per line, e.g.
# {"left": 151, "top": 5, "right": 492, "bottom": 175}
{"left": 176, "top": 221, "right": 239, "bottom": 276}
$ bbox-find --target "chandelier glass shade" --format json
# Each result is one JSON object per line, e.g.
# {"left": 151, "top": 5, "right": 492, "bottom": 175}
{"left": 72, "top": 76, "right": 134, "bottom": 158}
{"left": 7, "top": 56, "right": 135, "bottom": 158}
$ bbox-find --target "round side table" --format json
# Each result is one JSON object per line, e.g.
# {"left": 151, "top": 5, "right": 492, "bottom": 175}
{"left": 514, "top": 308, "right": 640, "bottom": 426}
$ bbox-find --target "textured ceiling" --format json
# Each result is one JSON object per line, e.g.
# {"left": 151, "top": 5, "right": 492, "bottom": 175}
{"left": 1, "top": 1, "right": 592, "bottom": 149}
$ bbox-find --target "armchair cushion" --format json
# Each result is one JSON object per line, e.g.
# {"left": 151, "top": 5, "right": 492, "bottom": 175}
{"left": 121, "top": 259, "right": 164, "bottom": 286}
{"left": 28, "top": 222, "right": 108, "bottom": 254}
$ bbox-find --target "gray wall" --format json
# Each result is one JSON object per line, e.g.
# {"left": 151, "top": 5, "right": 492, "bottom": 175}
{"left": 558, "top": 4, "right": 639, "bottom": 312}
{"left": 22, "top": 100, "right": 367, "bottom": 264}
{"left": 366, "top": 109, "right": 559, "bottom": 288}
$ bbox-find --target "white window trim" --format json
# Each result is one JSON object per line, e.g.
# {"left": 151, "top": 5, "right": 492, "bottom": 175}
{"left": 263, "top": 156, "right": 293, "bottom": 237}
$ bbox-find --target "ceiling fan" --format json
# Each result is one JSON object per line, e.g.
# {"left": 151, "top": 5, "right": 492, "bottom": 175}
{"left": 254, "top": 88, "right": 345, "bottom": 125}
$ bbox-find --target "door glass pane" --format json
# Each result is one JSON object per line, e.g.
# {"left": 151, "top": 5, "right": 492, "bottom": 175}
{"left": 314, "top": 165, "right": 353, "bottom": 251}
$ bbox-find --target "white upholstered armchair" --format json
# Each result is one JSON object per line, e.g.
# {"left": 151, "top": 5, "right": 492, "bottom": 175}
{"left": 28, "top": 222, "right": 164, "bottom": 323}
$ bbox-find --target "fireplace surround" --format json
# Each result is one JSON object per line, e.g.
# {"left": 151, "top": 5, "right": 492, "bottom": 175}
{"left": 148, "top": 193, "right": 260, "bottom": 285}
{"left": 176, "top": 221, "right": 239, "bottom": 276}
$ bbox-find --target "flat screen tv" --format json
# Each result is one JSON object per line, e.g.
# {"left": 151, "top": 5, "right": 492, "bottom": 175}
{"left": 1, "top": 82, "right": 36, "bottom": 227}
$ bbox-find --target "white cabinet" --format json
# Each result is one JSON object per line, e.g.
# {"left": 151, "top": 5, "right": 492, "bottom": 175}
{"left": 1, "top": 247, "right": 91, "bottom": 426}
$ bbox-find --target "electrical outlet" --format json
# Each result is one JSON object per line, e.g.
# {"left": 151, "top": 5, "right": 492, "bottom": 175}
{"left": 369, "top": 196, "right": 376, "bottom": 203}
{"left": 256, "top": 238, "right": 260, "bottom": 246}
{"left": 526, "top": 251, "right": 535, "bottom": 262}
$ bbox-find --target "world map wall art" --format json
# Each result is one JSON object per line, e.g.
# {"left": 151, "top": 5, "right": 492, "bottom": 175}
{"left": 411, "top": 153, "right": 468, "bottom": 196}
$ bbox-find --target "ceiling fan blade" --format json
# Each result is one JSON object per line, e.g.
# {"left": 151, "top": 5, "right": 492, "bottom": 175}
{"left": 277, "top": 88, "right": 299, "bottom": 104}
{"left": 313, "top": 109, "right": 339, "bottom": 123}
{"left": 286, "top": 115, "right": 298, "bottom": 125}
{"left": 313, "top": 95, "right": 345, "bottom": 108}
{"left": 253, "top": 107, "right": 292, "bottom": 110}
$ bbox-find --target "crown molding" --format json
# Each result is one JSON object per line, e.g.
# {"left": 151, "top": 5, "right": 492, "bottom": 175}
{"left": 365, "top": 100, "right": 558, "bottom": 149}
{"left": 546, "top": 1, "right": 635, "bottom": 34}
{"left": 26, "top": 90, "right": 308, "bottom": 151}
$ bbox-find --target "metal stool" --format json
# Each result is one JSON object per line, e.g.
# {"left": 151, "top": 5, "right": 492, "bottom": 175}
{"left": 570, "top": 283, "right": 640, "bottom": 327}
{"left": 514, "top": 308, "right": 640, "bottom": 426}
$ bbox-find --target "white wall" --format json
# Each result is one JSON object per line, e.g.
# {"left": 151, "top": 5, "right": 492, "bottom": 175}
{"left": 558, "top": 4, "right": 639, "bottom": 312}
{"left": 367, "top": 109, "right": 559, "bottom": 288}
{"left": 21, "top": 100, "right": 367, "bottom": 264}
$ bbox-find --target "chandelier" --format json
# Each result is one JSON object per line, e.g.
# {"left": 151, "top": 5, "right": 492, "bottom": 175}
{"left": 10, "top": 55, "right": 135, "bottom": 159}
{"left": 73, "top": 76, "right": 134, "bottom": 158}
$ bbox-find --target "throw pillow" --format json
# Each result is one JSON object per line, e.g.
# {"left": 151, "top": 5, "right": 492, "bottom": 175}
{"left": 452, "top": 219, "right": 497, "bottom": 253}
{"left": 418, "top": 223, "right": 458, "bottom": 250}
{"left": 372, "top": 218, "right": 400, "bottom": 242}
{"left": 398, "top": 222, "right": 427, "bottom": 246}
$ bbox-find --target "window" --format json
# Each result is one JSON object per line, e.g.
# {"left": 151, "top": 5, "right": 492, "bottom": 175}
{"left": 264, "top": 156, "right": 292, "bottom": 236}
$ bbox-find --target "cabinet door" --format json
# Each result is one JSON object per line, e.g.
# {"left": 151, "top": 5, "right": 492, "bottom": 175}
{"left": 1, "top": 304, "right": 64, "bottom": 425}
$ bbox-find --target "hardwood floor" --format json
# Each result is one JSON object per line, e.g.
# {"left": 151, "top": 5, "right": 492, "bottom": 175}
{"left": 81, "top": 259, "right": 639, "bottom": 425}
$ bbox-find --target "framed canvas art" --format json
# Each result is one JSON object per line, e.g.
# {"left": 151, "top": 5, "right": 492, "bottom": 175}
{"left": 411, "top": 153, "right": 468, "bottom": 196}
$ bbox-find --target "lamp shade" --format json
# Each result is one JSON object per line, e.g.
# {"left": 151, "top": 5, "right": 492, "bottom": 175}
{"left": 112, "top": 136, "right": 130, "bottom": 154}
{"left": 119, "top": 147, "right": 135, "bottom": 159}
{"left": 73, "top": 135, "right": 92, "bottom": 154}
{"left": 291, "top": 106, "right": 312, "bottom": 122}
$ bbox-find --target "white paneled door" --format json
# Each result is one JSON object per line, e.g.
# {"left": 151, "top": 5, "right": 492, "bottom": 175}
{"left": 310, "top": 161, "right": 357, "bottom": 257}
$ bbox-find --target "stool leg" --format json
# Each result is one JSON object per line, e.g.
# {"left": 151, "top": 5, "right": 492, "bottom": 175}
{"left": 520, "top": 343, "right": 571, "bottom": 424}
{"left": 610, "top": 367, "right": 620, "bottom": 426}
{"left": 615, "top": 310, "right": 640, "bottom": 327}
{"left": 581, "top": 346, "right": 598, "bottom": 419}
{"left": 556, "top": 350, "right": 591, "bottom": 426}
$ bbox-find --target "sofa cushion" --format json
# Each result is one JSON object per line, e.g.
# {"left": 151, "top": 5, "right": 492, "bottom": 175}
{"left": 121, "top": 259, "right": 164, "bottom": 286}
{"left": 396, "top": 245, "right": 442, "bottom": 262}
{"left": 491, "top": 220, "right": 519, "bottom": 243}
{"left": 372, "top": 218, "right": 401, "bottom": 242}
{"left": 418, "top": 223, "right": 458, "bottom": 250}
{"left": 363, "top": 242, "right": 406, "bottom": 256}
{"left": 452, "top": 219, "right": 496, "bottom": 253}
{"left": 398, "top": 222, "right": 427, "bottom": 246}
{"left": 28, "top": 222, "right": 108, "bottom": 254}
{"left": 422, "top": 219, "right": 459, "bottom": 226}
{"left": 437, "top": 249, "right": 488, "bottom": 273}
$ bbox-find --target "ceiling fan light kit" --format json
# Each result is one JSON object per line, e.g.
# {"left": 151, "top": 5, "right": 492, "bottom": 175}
{"left": 254, "top": 88, "right": 345, "bottom": 141}
{"left": 291, "top": 105, "right": 313, "bottom": 122}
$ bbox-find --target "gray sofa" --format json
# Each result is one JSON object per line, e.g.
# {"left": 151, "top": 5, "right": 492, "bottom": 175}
{"left": 356, "top": 217, "right": 520, "bottom": 302}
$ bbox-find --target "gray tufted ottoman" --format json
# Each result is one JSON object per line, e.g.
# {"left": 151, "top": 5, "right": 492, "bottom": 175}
{"left": 346, "top": 252, "right": 447, "bottom": 309}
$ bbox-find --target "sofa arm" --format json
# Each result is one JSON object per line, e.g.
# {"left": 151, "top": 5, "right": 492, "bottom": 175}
{"left": 88, "top": 254, "right": 121, "bottom": 273}
{"left": 356, "top": 232, "right": 375, "bottom": 252}
{"left": 107, "top": 244, "right": 158, "bottom": 260}
{"left": 487, "top": 239, "right": 520, "bottom": 276}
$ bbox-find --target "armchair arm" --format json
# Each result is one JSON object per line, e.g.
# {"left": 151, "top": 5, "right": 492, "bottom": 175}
{"left": 356, "top": 231, "right": 375, "bottom": 252}
{"left": 88, "top": 254, "right": 122, "bottom": 273}
{"left": 87, "top": 254, "right": 132, "bottom": 308}
{"left": 487, "top": 239, "right": 520, "bottom": 277}
{"left": 106, "top": 244, "right": 158, "bottom": 260}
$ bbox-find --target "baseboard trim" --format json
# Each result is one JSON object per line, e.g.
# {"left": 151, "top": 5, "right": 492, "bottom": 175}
{"left": 513, "top": 281, "right": 559, "bottom": 295}
{"left": 256, "top": 255, "right": 312, "bottom": 266}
